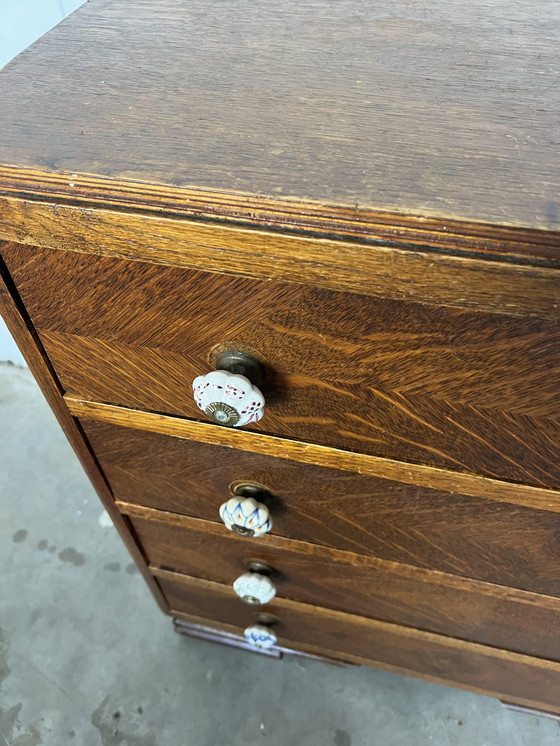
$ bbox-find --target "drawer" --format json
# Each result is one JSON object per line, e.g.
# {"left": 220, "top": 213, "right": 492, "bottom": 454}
{"left": 155, "top": 568, "right": 560, "bottom": 714}
{"left": 4, "top": 242, "right": 560, "bottom": 487}
{"left": 122, "top": 504, "right": 560, "bottom": 658}
{"left": 84, "top": 418, "right": 560, "bottom": 594}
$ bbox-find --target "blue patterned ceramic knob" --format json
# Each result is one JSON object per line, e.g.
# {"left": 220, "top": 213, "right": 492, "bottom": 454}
{"left": 244, "top": 624, "right": 278, "bottom": 650}
{"left": 219, "top": 496, "right": 272, "bottom": 538}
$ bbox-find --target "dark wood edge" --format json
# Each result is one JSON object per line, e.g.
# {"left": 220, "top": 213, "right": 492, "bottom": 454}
{"left": 1, "top": 164, "right": 559, "bottom": 263}
{"left": 66, "top": 397, "right": 560, "bottom": 514}
{"left": 500, "top": 701, "right": 560, "bottom": 721}
{"left": 0, "top": 256, "right": 170, "bottom": 615}
{"left": 160, "top": 569, "right": 560, "bottom": 715}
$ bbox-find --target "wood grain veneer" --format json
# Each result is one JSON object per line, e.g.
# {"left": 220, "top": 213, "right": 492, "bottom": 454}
{"left": 3, "top": 241, "right": 559, "bottom": 487}
{"left": 81, "top": 418, "right": 560, "bottom": 597}
{"left": 138, "top": 510, "right": 560, "bottom": 661}
{"left": 68, "top": 398, "right": 560, "bottom": 513}
{"left": 120, "top": 502, "right": 560, "bottom": 605}
{"left": 1, "top": 209, "right": 559, "bottom": 321}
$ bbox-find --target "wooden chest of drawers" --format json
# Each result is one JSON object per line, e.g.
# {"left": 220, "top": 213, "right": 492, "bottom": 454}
{"left": 1, "top": 0, "right": 560, "bottom": 716}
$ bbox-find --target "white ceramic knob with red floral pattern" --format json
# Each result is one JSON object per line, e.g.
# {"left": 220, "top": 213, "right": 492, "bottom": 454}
{"left": 192, "top": 370, "right": 265, "bottom": 427}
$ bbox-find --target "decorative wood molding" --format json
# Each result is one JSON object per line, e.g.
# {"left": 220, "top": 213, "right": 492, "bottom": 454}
{"left": 2, "top": 196, "right": 560, "bottom": 320}
{"left": 1, "top": 165, "right": 559, "bottom": 262}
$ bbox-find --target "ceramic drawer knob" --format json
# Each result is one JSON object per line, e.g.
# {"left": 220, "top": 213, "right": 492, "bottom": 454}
{"left": 219, "top": 496, "right": 272, "bottom": 538}
{"left": 192, "top": 370, "right": 265, "bottom": 427}
{"left": 244, "top": 624, "right": 278, "bottom": 650}
{"left": 193, "top": 349, "right": 266, "bottom": 428}
{"left": 233, "top": 572, "right": 277, "bottom": 605}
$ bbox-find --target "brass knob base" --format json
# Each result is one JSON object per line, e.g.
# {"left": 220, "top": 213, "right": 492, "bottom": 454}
{"left": 231, "top": 524, "right": 255, "bottom": 538}
{"left": 242, "top": 595, "right": 262, "bottom": 605}
{"left": 231, "top": 483, "right": 275, "bottom": 509}
{"left": 244, "top": 559, "right": 275, "bottom": 576}
{"left": 214, "top": 350, "right": 265, "bottom": 386}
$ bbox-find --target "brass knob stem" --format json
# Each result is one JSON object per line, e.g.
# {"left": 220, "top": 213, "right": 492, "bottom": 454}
{"left": 232, "top": 483, "right": 275, "bottom": 509}
{"left": 214, "top": 350, "right": 264, "bottom": 386}
{"left": 244, "top": 559, "right": 275, "bottom": 576}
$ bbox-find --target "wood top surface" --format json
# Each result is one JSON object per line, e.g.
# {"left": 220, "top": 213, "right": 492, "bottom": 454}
{"left": 0, "top": 0, "right": 559, "bottom": 235}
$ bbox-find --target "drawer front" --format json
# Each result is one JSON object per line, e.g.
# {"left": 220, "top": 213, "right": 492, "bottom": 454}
{"left": 84, "top": 418, "right": 560, "bottom": 594}
{"left": 156, "top": 569, "right": 560, "bottom": 714}
{"left": 4, "top": 242, "right": 560, "bottom": 487}
{"left": 123, "top": 506, "right": 560, "bottom": 658}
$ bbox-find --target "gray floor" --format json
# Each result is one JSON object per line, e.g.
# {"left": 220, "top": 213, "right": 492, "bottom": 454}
{"left": 1, "top": 363, "right": 559, "bottom": 746}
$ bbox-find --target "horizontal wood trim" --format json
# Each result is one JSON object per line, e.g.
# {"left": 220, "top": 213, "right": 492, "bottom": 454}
{"left": 155, "top": 568, "right": 560, "bottom": 715}
{"left": 2, "top": 196, "right": 560, "bottom": 320}
{"left": 125, "top": 501, "right": 560, "bottom": 611}
{"left": 500, "top": 702, "right": 560, "bottom": 721}
{"left": 132, "top": 501, "right": 560, "bottom": 593}
{"left": 81, "top": 418, "right": 560, "bottom": 585}
{"left": 134, "top": 499, "right": 560, "bottom": 599}
{"left": 1, "top": 164, "right": 559, "bottom": 262}
{"left": 67, "top": 397, "right": 560, "bottom": 513}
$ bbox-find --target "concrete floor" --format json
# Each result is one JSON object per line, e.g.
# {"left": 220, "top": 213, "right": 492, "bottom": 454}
{"left": 1, "top": 363, "right": 559, "bottom": 745}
